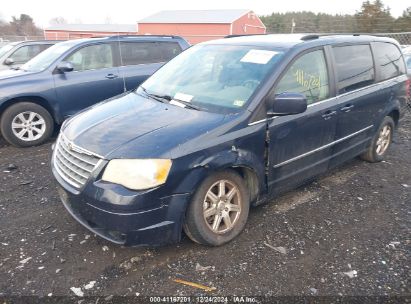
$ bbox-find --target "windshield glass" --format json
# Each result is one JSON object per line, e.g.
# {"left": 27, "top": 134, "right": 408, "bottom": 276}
{"left": 20, "top": 41, "right": 77, "bottom": 72}
{"left": 139, "top": 44, "right": 284, "bottom": 113}
{"left": 0, "top": 44, "right": 14, "bottom": 58}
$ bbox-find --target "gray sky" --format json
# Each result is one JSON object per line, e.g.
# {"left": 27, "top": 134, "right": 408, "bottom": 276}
{"left": 1, "top": 0, "right": 409, "bottom": 27}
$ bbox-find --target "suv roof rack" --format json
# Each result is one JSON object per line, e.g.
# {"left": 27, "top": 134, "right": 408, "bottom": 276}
{"left": 224, "top": 34, "right": 267, "bottom": 39}
{"left": 107, "top": 34, "right": 181, "bottom": 39}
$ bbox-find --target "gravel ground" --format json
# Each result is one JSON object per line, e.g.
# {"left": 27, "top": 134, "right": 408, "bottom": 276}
{"left": 0, "top": 115, "right": 410, "bottom": 302}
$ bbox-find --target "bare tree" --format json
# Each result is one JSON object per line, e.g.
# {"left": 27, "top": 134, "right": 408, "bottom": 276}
{"left": 9, "top": 14, "right": 42, "bottom": 36}
{"left": 49, "top": 16, "right": 68, "bottom": 25}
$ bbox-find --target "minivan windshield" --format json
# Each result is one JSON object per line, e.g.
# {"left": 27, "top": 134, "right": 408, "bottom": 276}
{"left": 20, "top": 41, "right": 77, "bottom": 72}
{"left": 0, "top": 44, "right": 14, "bottom": 58}
{"left": 139, "top": 44, "right": 284, "bottom": 113}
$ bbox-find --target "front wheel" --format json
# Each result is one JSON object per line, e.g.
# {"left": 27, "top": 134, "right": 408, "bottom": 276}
{"left": 0, "top": 102, "right": 54, "bottom": 147}
{"left": 183, "top": 170, "right": 250, "bottom": 246}
{"left": 360, "top": 116, "right": 395, "bottom": 163}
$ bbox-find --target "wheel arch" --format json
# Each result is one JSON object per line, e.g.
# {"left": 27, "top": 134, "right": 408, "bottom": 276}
{"left": 0, "top": 96, "right": 57, "bottom": 123}
{"left": 387, "top": 109, "right": 400, "bottom": 127}
{"left": 230, "top": 165, "right": 261, "bottom": 204}
{"left": 175, "top": 152, "right": 265, "bottom": 209}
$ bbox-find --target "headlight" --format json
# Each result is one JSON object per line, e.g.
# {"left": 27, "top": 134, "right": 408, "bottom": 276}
{"left": 102, "top": 159, "right": 172, "bottom": 190}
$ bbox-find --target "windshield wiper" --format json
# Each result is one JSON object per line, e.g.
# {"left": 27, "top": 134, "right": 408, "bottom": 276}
{"left": 169, "top": 98, "right": 202, "bottom": 111}
{"left": 139, "top": 86, "right": 169, "bottom": 103}
{"left": 139, "top": 86, "right": 202, "bottom": 111}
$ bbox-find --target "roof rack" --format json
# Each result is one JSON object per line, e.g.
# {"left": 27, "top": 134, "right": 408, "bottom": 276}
{"left": 300, "top": 33, "right": 362, "bottom": 41}
{"left": 224, "top": 33, "right": 365, "bottom": 41}
{"left": 224, "top": 34, "right": 267, "bottom": 39}
{"left": 107, "top": 34, "right": 181, "bottom": 39}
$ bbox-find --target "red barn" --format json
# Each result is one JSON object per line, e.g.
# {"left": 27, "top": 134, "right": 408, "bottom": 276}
{"left": 138, "top": 9, "right": 266, "bottom": 44}
{"left": 44, "top": 24, "right": 137, "bottom": 40}
{"left": 44, "top": 10, "right": 266, "bottom": 44}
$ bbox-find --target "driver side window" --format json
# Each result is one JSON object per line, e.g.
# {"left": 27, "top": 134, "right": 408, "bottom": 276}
{"left": 275, "top": 49, "right": 329, "bottom": 105}
{"left": 64, "top": 44, "right": 113, "bottom": 72}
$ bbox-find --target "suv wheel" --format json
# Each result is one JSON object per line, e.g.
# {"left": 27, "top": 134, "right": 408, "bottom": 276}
{"left": 183, "top": 170, "right": 250, "bottom": 246}
{"left": 1, "top": 102, "right": 54, "bottom": 147}
{"left": 360, "top": 116, "right": 395, "bottom": 163}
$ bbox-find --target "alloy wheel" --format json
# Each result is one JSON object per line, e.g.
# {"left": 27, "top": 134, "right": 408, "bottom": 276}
{"left": 376, "top": 124, "right": 392, "bottom": 155}
{"left": 11, "top": 111, "right": 46, "bottom": 141}
{"left": 203, "top": 179, "right": 242, "bottom": 234}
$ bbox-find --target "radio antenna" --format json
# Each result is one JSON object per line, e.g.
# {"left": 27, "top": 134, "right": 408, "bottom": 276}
{"left": 117, "top": 33, "right": 127, "bottom": 92}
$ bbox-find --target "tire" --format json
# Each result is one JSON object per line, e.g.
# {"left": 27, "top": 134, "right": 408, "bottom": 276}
{"left": 183, "top": 170, "right": 250, "bottom": 246}
{"left": 0, "top": 102, "right": 54, "bottom": 147}
{"left": 360, "top": 116, "right": 395, "bottom": 163}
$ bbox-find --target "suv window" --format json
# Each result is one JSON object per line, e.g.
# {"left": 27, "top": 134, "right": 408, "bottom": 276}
{"left": 333, "top": 45, "right": 374, "bottom": 94}
{"left": 65, "top": 44, "right": 114, "bottom": 71}
{"left": 275, "top": 49, "right": 329, "bottom": 105}
{"left": 120, "top": 42, "right": 164, "bottom": 65}
{"left": 373, "top": 42, "right": 406, "bottom": 80}
{"left": 11, "top": 45, "right": 50, "bottom": 63}
{"left": 158, "top": 42, "right": 182, "bottom": 61}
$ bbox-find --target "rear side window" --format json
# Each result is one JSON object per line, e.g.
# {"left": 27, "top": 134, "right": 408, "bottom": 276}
{"left": 39, "top": 44, "right": 53, "bottom": 52}
{"left": 119, "top": 42, "right": 163, "bottom": 65}
{"left": 333, "top": 45, "right": 375, "bottom": 94}
{"left": 158, "top": 42, "right": 182, "bottom": 61}
{"left": 373, "top": 42, "right": 406, "bottom": 80}
{"left": 275, "top": 49, "right": 329, "bottom": 105}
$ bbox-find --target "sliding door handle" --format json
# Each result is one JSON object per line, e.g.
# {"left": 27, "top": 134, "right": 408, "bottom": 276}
{"left": 340, "top": 104, "right": 354, "bottom": 112}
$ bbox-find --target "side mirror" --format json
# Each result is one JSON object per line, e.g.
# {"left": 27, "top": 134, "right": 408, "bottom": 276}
{"left": 56, "top": 61, "right": 74, "bottom": 73}
{"left": 4, "top": 58, "right": 14, "bottom": 65}
{"left": 267, "top": 92, "right": 307, "bottom": 116}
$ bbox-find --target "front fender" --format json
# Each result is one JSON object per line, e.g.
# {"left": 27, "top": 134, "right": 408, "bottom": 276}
{"left": 0, "top": 74, "right": 58, "bottom": 119}
{"left": 170, "top": 143, "right": 266, "bottom": 203}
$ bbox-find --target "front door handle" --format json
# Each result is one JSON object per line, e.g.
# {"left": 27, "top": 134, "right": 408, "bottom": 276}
{"left": 322, "top": 110, "right": 337, "bottom": 120}
{"left": 105, "top": 73, "right": 118, "bottom": 79}
{"left": 340, "top": 104, "right": 354, "bottom": 112}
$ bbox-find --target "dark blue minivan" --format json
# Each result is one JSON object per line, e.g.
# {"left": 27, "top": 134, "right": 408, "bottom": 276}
{"left": 0, "top": 35, "right": 189, "bottom": 147}
{"left": 51, "top": 34, "right": 409, "bottom": 247}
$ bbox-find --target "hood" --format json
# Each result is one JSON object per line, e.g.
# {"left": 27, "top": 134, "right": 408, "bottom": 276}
{"left": 63, "top": 92, "right": 227, "bottom": 159}
{"left": 0, "top": 69, "right": 36, "bottom": 80}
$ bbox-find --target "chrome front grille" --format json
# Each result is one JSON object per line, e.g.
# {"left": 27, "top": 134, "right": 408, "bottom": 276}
{"left": 53, "top": 134, "right": 101, "bottom": 188}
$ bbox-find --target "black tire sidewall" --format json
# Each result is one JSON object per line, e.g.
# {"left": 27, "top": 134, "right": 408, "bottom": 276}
{"left": 1, "top": 102, "right": 54, "bottom": 147}
{"left": 185, "top": 170, "right": 250, "bottom": 246}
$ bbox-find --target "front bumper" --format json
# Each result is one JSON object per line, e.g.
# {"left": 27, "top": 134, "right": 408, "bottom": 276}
{"left": 53, "top": 166, "right": 190, "bottom": 246}
{"left": 58, "top": 187, "right": 189, "bottom": 246}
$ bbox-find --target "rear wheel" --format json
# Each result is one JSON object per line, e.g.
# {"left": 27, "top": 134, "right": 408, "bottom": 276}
{"left": 360, "top": 116, "right": 394, "bottom": 163}
{"left": 183, "top": 170, "right": 250, "bottom": 246}
{"left": 0, "top": 102, "right": 54, "bottom": 147}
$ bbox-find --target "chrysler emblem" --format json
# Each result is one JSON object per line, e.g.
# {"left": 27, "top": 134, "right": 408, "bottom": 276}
{"left": 67, "top": 142, "right": 73, "bottom": 151}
